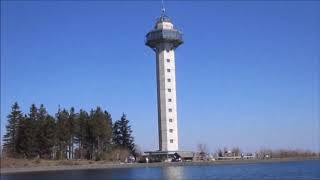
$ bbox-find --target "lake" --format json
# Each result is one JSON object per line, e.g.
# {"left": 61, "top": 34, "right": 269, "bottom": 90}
{"left": 2, "top": 160, "right": 320, "bottom": 180}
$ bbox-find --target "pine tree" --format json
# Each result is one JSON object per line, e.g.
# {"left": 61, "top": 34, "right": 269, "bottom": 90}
{"left": 16, "top": 115, "right": 31, "bottom": 157}
{"left": 67, "top": 107, "right": 76, "bottom": 159}
{"left": 3, "top": 103, "right": 135, "bottom": 160}
{"left": 36, "top": 104, "right": 56, "bottom": 158}
{"left": 104, "top": 110, "right": 113, "bottom": 152}
{"left": 113, "top": 114, "right": 135, "bottom": 154}
{"left": 74, "top": 109, "right": 89, "bottom": 159}
{"left": 56, "top": 108, "right": 70, "bottom": 159}
{"left": 16, "top": 104, "right": 39, "bottom": 158}
{"left": 87, "top": 107, "right": 113, "bottom": 160}
{"left": 86, "top": 109, "right": 95, "bottom": 159}
{"left": 113, "top": 120, "right": 122, "bottom": 147}
{"left": 36, "top": 104, "right": 47, "bottom": 157}
{"left": 29, "top": 104, "right": 40, "bottom": 157}
{"left": 3, "top": 102, "right": 23, "bottom": 157}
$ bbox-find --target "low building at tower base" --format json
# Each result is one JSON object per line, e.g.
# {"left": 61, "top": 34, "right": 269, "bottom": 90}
{"left": 144, "top": 151, "right": 194, "bottom": 162}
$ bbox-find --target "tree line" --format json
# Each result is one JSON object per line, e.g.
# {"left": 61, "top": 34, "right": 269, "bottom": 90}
{"left": 255, "top": 148, "right": 319, "bottom": 159}
{"left": 2, "top": 102, "right": 136, "bottom": 161}
{"left": 196, "top": 143, "right": 319, "bottom": 161}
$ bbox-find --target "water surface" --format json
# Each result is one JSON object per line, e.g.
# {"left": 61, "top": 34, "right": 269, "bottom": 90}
{"left": 2, "top": 160, "right": 320, "bottom": 180}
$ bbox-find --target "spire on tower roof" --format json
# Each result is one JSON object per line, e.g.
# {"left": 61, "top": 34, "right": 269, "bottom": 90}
{"left": 157, "top": 0, "right": 171, "bottom": 23}
{"left": 161, "top": 0, "right": 166, "bottom": 16}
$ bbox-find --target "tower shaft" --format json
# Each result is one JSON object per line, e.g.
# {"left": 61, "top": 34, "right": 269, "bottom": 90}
{"left": 156, "top": 44, "right": 178, "bottom": 151}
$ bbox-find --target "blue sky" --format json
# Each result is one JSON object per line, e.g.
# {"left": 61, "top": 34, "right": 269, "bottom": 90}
{"left": 1, "top": 1, "right": 319, "bottom": 153}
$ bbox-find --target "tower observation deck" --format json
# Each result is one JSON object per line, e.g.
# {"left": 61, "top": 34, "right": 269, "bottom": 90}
{"left": 146, "top": 15, "right": 183, "bottom": 50}
{"left": 145, "top": 13, "right": 183, "bottom": 152}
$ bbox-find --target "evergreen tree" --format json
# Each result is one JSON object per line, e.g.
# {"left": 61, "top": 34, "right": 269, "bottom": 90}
{"left": 38, "top": 104, "right": 47, "bottom": 120}
{"left": 67, "top": 107, "right": 76, "bottom": 159}
{"left": 36, "top": 104, "right": 47, "bottom": 157}
{"left": 16, "top": 115, "right": 31, "bottom": 157}
{"left": 56, "top": 108, "right": 70, "bottom": 159}
{"left": 3, "top": 102, "right": 135, "bottom": 161}
{"left": 113, "top": 120, "right": 122, "bottom": 147}
{"left": 87, "top": 109, "right": 95, "bottom": 159}
{"left": 16, "top": 104, "right": 39, "bottom": 158}
{"left": 37, "top": 105, "right": 56, "bottom": 158}
{"left": 3, "top": 102, "right": 23, "bottom": 156}
{"left": 87, "top": 107, "right": 113, "bottom": 160}
{"left": 28, "top": 104, "right": 39, "bottom": 157}
{"left": 113, "top": 114, "right": 135, "bottom": 154}
{"left": 104, "top": 110, "right": 113, "bottom": 152}
{"left": 74, "top": 109, "right": 89, "bottom": 159}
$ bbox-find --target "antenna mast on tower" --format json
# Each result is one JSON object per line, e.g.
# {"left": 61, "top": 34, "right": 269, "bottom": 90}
{"left": 161, "top": 0, "right": 166, "bottom": 15}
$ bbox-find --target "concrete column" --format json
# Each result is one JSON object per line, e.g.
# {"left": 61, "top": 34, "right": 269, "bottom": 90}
{"left": 156, "top": 43, "right": 179, "bottom": 151}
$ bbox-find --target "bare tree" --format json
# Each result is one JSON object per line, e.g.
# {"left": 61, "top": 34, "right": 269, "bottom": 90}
{"left": 197, "top": 143, "right": 208, "bottom": 160}
{"left": 133, "top": 145, "right": 142, "bottom": 158}
{"left": 231, "top": 147, "right": 241, "bottom": 156}
{"left": 256, "top": 148, "right": 272, "bottom": 159}
{"left": 215, "top": 148, "right": 223, "bottom": 157}
{"left": 198, "top": 143, "right": 208, "bottom": 154}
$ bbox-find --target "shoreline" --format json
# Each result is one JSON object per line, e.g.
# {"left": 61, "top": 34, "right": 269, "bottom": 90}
{"left": 1, "top": 157, "right": 319, "bottom": 175}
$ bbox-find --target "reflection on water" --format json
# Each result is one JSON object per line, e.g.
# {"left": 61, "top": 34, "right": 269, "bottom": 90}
{"left": 162, "top": 166, "right": 184, "bottom": 180}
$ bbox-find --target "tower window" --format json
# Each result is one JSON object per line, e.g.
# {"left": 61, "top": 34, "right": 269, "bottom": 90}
{"left": 167, "top": 78, "right": 171, "bottom": 82}
{"left": 170, "top": 139, "right": 173, "bottom": 143}
{"left": 166, "top": 49, "right": 170, "bottom": 53}
{"left": 169, "top": 129, "right": 173, "bottom": 133}
{"left": 167, "top": 59, "right": 170, "bottom": 63}
{"left": 169, "top": 118, "right": 173, "bottom": 122}
{"left": 168, "top": 98, "right": 172, "bottom": 102}
{"left": 167, "top": 68, "right": 171, "bottom": 72}
{"left": 169, "top": 108, "right": 172, "bottom": 112}
{"left": 168, "top": 88, "right": 171, "bottom": 92}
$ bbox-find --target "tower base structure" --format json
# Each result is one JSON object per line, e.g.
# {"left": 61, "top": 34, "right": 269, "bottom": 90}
{"left": 144, "top": 150, "right": 194, "bottom": 162}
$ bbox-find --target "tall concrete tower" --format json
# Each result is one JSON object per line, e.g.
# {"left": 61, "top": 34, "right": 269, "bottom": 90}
{"left": 145, "top": 12, "right": 183, "bottom": 151}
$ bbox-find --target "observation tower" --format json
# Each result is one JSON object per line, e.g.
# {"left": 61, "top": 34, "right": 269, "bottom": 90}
{"left": 145, "top": 11, "right": 183, "bottom": 152}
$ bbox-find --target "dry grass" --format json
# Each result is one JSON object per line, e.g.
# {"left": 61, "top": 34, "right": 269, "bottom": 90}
{"left": 0, "top": 157, "right": 98, "bottom": 168}
{"left": 0, "top": 149, "right": 131, "bottom": 169}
